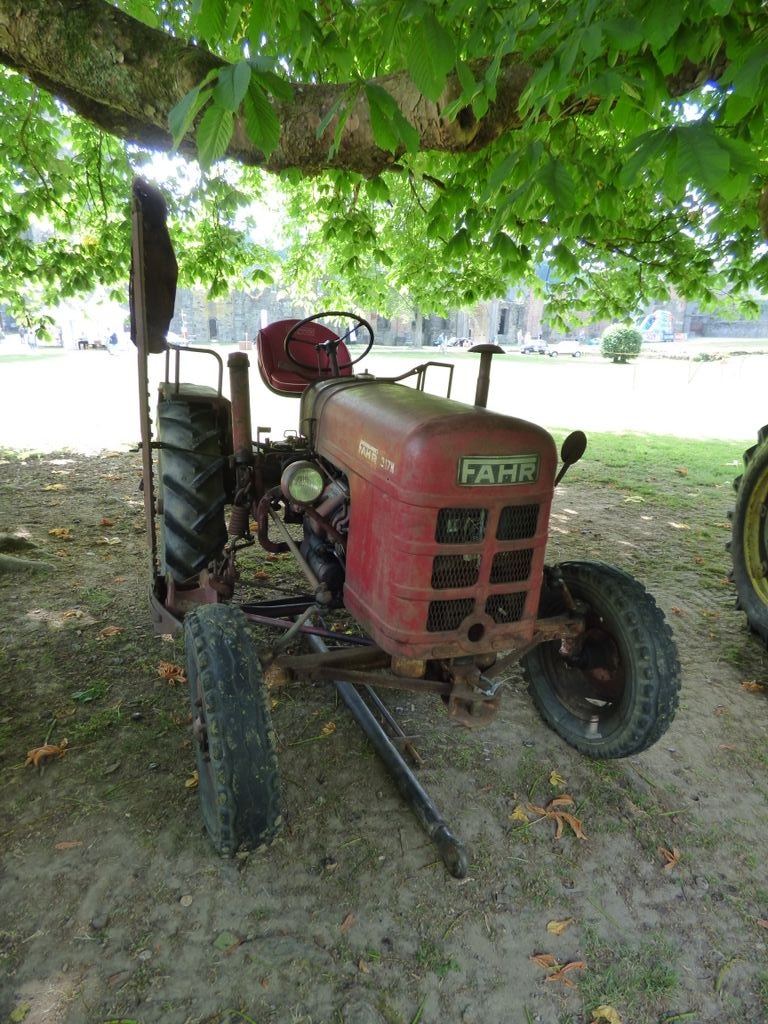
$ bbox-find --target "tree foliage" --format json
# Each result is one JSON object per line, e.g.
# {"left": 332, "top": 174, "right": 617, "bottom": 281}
{"left": 601, "top": 323, "right": 643, "bottom": 363}
{"left": 0, "top": 0, "right": 766, "bottom": 325}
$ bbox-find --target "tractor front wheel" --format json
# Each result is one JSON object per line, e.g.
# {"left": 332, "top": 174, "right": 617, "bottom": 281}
{"left": 522, "top": 561, "right": 680, "bottom": 758}
{"left": 185, "top": 604, "right": 282, "bottom": 855}
{"left": 729, "top": 426, "right": 768, "bottom": 646}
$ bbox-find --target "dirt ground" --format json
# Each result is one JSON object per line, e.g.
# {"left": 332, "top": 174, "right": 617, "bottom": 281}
{"left": 1, "top": 356, "right": 768, "bottom": 1024}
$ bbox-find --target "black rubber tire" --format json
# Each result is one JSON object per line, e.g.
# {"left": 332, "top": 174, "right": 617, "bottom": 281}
{"left": 157, "top": 397, "right": 228, "bottom": 583}
{"left": 729, "top": 425, "right": 768, "bottom": 646}
{"left": 186, "top": 604, "right": 282, "bottom": 855}
{"left": 521, "top": 561, "right": 681, "bottom": 758}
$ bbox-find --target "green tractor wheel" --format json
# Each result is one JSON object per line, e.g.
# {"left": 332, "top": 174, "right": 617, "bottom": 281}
{"left": 729, "top": 425, "right": 768, "bottom": 646}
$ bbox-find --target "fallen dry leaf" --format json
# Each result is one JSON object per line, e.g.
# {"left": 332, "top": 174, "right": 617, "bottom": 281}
{"left": 676, "top": 466, "right": 688, "bottom": 476}
{"left": 546, "top": 918, "right": 575, "bottom": 936}
{"left": 670, "top": 606, "right": 683, "bottom": 615}
{"left": 547, "top": 793, "right": 576, "bottom": 808}
{"left": 357, "top": 958, "right": 370, "bottom": 973}
{"left": 321, "top": 721, "right": 336, "bottom": 736}
{"left": 48, "top": 527, "right": 72, "bottom": 539}
{"left": 158, "top": 661, "right": 187, "bottom": 685}
{"left": 549, "top": 769, "right": 567, "bottom": 787}
{"left": 99, "top": 625, "right": 123, "bottom": 638}
{"left": 529, "top": 953, "right": 559, "bottom": 970}
{"left": 545, "top": 960, "right": 586, "bottom": 987}
{"left": 95, "top": 536, "right": 121, "bottom": 546}
{"left": 658, "top": 845, "right": 681, "bottom": 872}
{"left": 741, "top": 680, "right": 768, "bottom": 693}
{"left": 339, "top": 912, "right": 355, "bottom": 934}
{"left": 185, "top": 770, "right": 199, "bottom": 790}
{"left": 592, "top": 1006, "right": 623, "bottom": 1024}
{"left": 756, "top": 918, "right": 768, "bottom": 930}
{"left": 528, "top": 797, "right": 587, "bottom": 840}
{"left": 25, "top": 738, "right": 69, "bottom": 769}
{"left": 510, "top": 805, "right": 530, "bottom": 823}
{"left": 54, "top": 840, "right": 83, "bottom": 850}
{"left": 43, "top": 483, "right": 67, "bottom": 491}
{"left": 99, "top": 517, "right": 115, "bottom": 527}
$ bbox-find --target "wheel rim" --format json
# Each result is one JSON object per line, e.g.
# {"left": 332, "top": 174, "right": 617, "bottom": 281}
{"left": 742, "top": 467, "right": 768, "bottom": 605}
{"left": 537, "top": 615, "right": 627, "bottom": 724}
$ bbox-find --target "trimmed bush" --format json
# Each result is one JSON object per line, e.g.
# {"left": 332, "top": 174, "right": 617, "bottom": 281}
{"left": 601, "top": 324, "right": 642, "bottom": 363}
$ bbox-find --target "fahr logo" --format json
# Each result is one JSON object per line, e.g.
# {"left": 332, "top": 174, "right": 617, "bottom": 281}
{"left": 458, "top": 455, "right": 539, "bottom": 485}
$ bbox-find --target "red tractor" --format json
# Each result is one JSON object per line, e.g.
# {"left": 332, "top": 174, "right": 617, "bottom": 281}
{"left": 131, "top": 180, "right": 680, "bottom": 876}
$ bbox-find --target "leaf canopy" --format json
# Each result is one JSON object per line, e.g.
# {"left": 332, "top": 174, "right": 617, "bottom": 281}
{"left": 0, "top": 0, "right": 766, "bottom": 327}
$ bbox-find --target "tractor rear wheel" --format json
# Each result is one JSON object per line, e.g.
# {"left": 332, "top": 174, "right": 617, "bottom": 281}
{"left": 522, "top": 561, "right": 680, "bottom": 758}
{"left": 729, "top": 425, "right": 768, "bottom": 646}
{"left": 157, "top": 396, "right": 228, "bottom": 583}
{"left": 185, "top": 604, "right": 282, "bottom": 855}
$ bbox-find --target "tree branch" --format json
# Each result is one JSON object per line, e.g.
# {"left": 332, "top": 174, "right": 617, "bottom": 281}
{"left": 0, "top": 0, "right": 728, "bottom": 177}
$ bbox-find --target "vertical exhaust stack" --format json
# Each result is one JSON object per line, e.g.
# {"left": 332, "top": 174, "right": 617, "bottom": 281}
{"left": 468, "top": 344, "right": 505, "bottom": 408}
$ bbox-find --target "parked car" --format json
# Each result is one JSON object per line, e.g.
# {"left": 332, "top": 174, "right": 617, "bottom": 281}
{"left": 547, "top": 339, "right": 583, "bottom": 358}
{"left": 520, "top": 340, "right": 548, "bottom": 354}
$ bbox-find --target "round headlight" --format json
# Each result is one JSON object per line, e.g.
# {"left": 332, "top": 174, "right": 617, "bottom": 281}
{"left": 281, "top": 461, "right": 325, "bottom": 504}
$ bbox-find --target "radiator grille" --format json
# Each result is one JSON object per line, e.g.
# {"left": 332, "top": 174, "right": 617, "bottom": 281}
{"left": 435, "top": 507, "right": 487, "bottom": 544}
{"left": 485, "top": 592, "right": 526, "bottom": 623}
{"left": 497, "top": 504, "right": 539, "bottom": 540}
{"left": 427, "top": 598, "right": 475, "bottom": 632}
{"left": 431, "top": 554, "right": 481, "bottom": 589}
{"left": 490, "top": 549, "right": 533, "bottom": 584}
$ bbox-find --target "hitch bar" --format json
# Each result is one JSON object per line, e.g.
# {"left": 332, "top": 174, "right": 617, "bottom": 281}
{"left": 306, "top": 633, "right": 469, "bottom": 879}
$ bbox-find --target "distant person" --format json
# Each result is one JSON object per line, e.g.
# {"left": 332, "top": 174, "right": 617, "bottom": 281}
{"left": 108, "top": 331, "right": 119, "bottom": 354}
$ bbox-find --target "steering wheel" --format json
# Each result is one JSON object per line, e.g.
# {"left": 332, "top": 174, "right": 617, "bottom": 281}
{"left": 284, "top": 311, "right": 374, "bottom": 377}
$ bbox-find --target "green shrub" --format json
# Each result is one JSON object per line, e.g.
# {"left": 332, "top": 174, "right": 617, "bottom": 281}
{"left": 601, "top": 324, "right": 642, "bottom": 363}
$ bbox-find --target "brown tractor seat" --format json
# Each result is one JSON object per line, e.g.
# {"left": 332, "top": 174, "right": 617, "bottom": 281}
{"left": 256, "top": 318, "right": 352, "bottom": 396}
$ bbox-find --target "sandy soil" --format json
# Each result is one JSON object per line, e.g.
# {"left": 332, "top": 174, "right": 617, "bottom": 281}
{"left": 1, "top": 350, "right": 767, "bottom": 1024}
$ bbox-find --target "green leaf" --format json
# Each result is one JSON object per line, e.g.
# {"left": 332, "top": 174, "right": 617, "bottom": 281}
{"left": 674, "top": 123, "right": 731, "bottom": 194}
{"left": 537, "top": 158, "right": 576, "bottom": 209}
{"left": 618, "top": 129, "right": 672, "bottom": 188}
{"left": 445, "top": 227, "right": 470, "bottom": 259}
{"left": 195, "top": 0, "right": 227, "bottom": 42}
{"left": 602, "top": 17, "right": 645, "bottom": 51}
{"left": 364, "top": 84, "right": 419, "bottom": 153}
{"left": 456, "top": 60, "right": 477, "bottom": 97}
{"left": 215, "top": 61, "right": 251, "bottom": 112}
{"left": 196, "top": 104, "right": 234, "bottom": 168}
{"left": 168, "top": 86, "right": 205, "bottom": 147}
{"left": 365, "top": 84, "right": 399, "bottom": 152}
{"left": 251, "top": 68, "right": 293, "bottom": 103}
{"left": 406, "top": 12, "right": 456, "bottom": 101}
{"left": 642, "top": 0, "right": 683, "bottom": 51}
{"left": 247, "top": 0, "right": 271, "bottom": 42}
{"left": 721, "top": 46, "right": 768, "bottom": 99}
{"left": 243, "top": 81, "right": 281, "bottom": 157}
{"left": 482, "top": 152, "right": 519, "bottom": 203}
